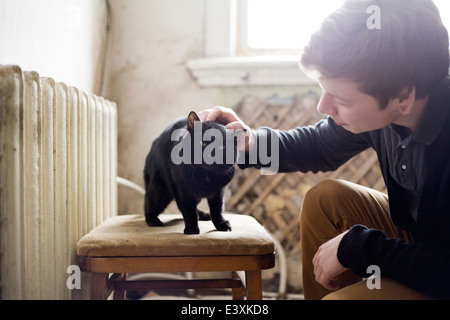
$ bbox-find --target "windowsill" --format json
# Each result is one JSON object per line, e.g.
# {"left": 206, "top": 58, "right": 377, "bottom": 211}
{"left": 186, "top": 56, "right": 316, "bottom": 87}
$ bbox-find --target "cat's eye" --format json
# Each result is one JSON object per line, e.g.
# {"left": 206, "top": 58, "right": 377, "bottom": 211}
{"left": 199, "top": 141, "right": 207, "bottom": 147}
{"left": 219, "top": 145, "right": 226, "bottom": 150}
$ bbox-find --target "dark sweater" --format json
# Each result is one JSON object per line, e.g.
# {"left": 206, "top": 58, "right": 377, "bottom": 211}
{"left": 239, "top": 77, "right": 450, "bottom": 299}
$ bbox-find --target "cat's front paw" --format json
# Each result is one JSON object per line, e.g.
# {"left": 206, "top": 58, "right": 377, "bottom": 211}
{"left": 215, "top": 220, "right": 232, "bottom": 232}
{"left": 184, "top": 226, "right": 200, "bottom": 235}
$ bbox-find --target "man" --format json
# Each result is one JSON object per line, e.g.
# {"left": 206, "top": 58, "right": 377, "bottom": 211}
{"left": 199, "top": 0, "right": 450, "bottom": 299}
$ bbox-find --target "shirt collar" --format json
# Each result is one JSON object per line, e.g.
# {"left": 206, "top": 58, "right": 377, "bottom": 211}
{"left": 411, "top": 77, "right": 450, "bottom": 145}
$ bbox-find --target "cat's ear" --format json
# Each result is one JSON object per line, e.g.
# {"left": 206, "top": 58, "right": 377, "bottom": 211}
{"left": 187, "top": 111, "right": 201, "bottom": 131}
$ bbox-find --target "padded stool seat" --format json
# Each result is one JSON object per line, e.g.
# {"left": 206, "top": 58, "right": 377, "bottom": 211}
{"left": 77, "top": 213, "right": 275, "bottom": 300}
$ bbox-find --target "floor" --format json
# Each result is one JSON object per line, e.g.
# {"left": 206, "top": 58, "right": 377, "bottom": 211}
{"left": 124, "top": 272, "right": 304, "bottom": 300}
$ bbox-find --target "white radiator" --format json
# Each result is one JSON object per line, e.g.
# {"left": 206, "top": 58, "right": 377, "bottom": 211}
{"left": 0, "top": 65, "right": 118, "bottom": 299}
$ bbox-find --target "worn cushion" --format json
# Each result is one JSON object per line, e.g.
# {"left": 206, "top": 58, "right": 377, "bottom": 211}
{"left": 76, "top": 213, "right": 274, "bottom": 257}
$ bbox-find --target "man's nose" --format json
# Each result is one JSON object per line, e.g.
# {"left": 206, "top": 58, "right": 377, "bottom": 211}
{"left": 317, "top": 93, "right": 337, "bottom": 116}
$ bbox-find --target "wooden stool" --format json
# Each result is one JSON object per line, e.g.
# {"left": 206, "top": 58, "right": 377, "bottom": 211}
{"left": 77, "top": 213, "right": 275, "bottom": 300}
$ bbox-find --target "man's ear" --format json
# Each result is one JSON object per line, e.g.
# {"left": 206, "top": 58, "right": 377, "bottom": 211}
{"left": 187, "top": 111, "right": 201, "bottom": 131}
{"left": 396, "top": 87, "right": 416, "bottom": 115}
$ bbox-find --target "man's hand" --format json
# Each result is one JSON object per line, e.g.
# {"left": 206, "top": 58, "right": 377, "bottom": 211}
{"left": 198, "top": 106, "right": 245, "bottom": 129}
{"left": 312, "top": 231, "right": 349, "bottom": 290}
{"left": 198, "top": 106, "right": 255, "bottom": 151}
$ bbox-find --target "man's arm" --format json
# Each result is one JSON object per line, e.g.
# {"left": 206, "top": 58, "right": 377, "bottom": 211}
{"left": 338, "top": 225, "right": 450, "bottom": 299}
{"left": 240, "top": 117, "right": 371, "bottom": 173}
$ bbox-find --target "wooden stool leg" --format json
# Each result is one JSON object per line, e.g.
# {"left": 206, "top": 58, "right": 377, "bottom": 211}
{"left": 113, "top": 273, "right": 127, "bottom": 300}
{"left": 232, "top": 272, "right": 244, "bottom": 300}
{"left": 245, "top": 270, "right": 263, "bottom": 300}
{"left": 91, "top": 273, "right": 108, "bottom": 300}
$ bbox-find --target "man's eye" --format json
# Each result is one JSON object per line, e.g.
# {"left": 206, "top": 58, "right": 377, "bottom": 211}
{"left": 336, "top": 100, "right": 351, "bottom": 107}
{"left": 199, "top": 141, "right": 207, "bottom": 147}
{"left": 219, "top": 145, "right": 226, "bottom": 150}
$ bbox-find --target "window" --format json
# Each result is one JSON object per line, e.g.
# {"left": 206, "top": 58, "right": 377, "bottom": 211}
{"left": 240, "top": 0, "right": 450, "bottom": 55}
{"left": 188, "top": 0, "right": 450, "bottom": 87}
{"left": 238, "top": 0, "right": 343, "bottom": 56}
{"left": 435, "top": 0, "right": 450, "bottom": 37}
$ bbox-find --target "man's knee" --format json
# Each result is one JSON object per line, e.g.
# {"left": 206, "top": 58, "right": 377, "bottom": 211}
{"left": 300, "top": 179, "right": 349, "bottom": 224}
{"left": 304, "top": 179, "right": 349, "bottom": 202}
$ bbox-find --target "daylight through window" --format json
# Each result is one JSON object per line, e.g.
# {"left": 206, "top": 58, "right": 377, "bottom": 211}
{"left": 240, "top": 0, "right": 450, "bottom": 55}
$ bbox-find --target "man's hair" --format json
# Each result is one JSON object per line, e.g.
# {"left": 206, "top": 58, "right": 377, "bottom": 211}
{"left": 300, "top": 0, "right": 449, "bottom": 108}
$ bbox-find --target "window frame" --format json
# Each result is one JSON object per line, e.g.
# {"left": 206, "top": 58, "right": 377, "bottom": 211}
{"left": 186, "top": 0, "right": 312, "bottom": 87}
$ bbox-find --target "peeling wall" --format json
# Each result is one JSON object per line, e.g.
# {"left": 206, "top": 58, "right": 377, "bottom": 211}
{"left": 106, "top": 0, "right": 320, "bottom": 215}
{"left": 0, "top": 0, "right": 107, "bottom": 94}
{"left": 106, "top": 0, "right": 217, "bottom": 214}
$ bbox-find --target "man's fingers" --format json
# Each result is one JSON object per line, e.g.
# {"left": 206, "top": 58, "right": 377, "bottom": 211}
{"left": 225, "top": 121, "right": 246, "bottom": 131}
{"left": 198, "top": 106, "right": 230, "bottom": 123}
{"left": 313, "top": 251, "right": 321, "bottom": 283}
{"left": 198, "top": 107, "right": 222, "bottom": 122}
{"left": 205, "top": 107, "right": 222, "bottom": 122}
{"left": 197, "top": 109, "right": 213, "bottom": 122}
{"left": 313, "top": 248, "right": 339, "bottom": 290}
{"left": 316, "top": 270, "right": 338, "bottom": 291}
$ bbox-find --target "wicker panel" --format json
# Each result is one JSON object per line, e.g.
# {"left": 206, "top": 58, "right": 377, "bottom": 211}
{"left": 226, "top": 95, "right": 385, "bottom": 251}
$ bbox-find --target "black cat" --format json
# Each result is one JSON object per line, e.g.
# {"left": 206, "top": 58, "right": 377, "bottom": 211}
{"left": 143, "top": 111, "right": 241, "bottom": 234}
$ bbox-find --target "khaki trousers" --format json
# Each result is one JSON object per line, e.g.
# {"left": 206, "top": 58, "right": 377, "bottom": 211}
{"left": 299, "top": 179, "right": 431, "bottom": 300}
